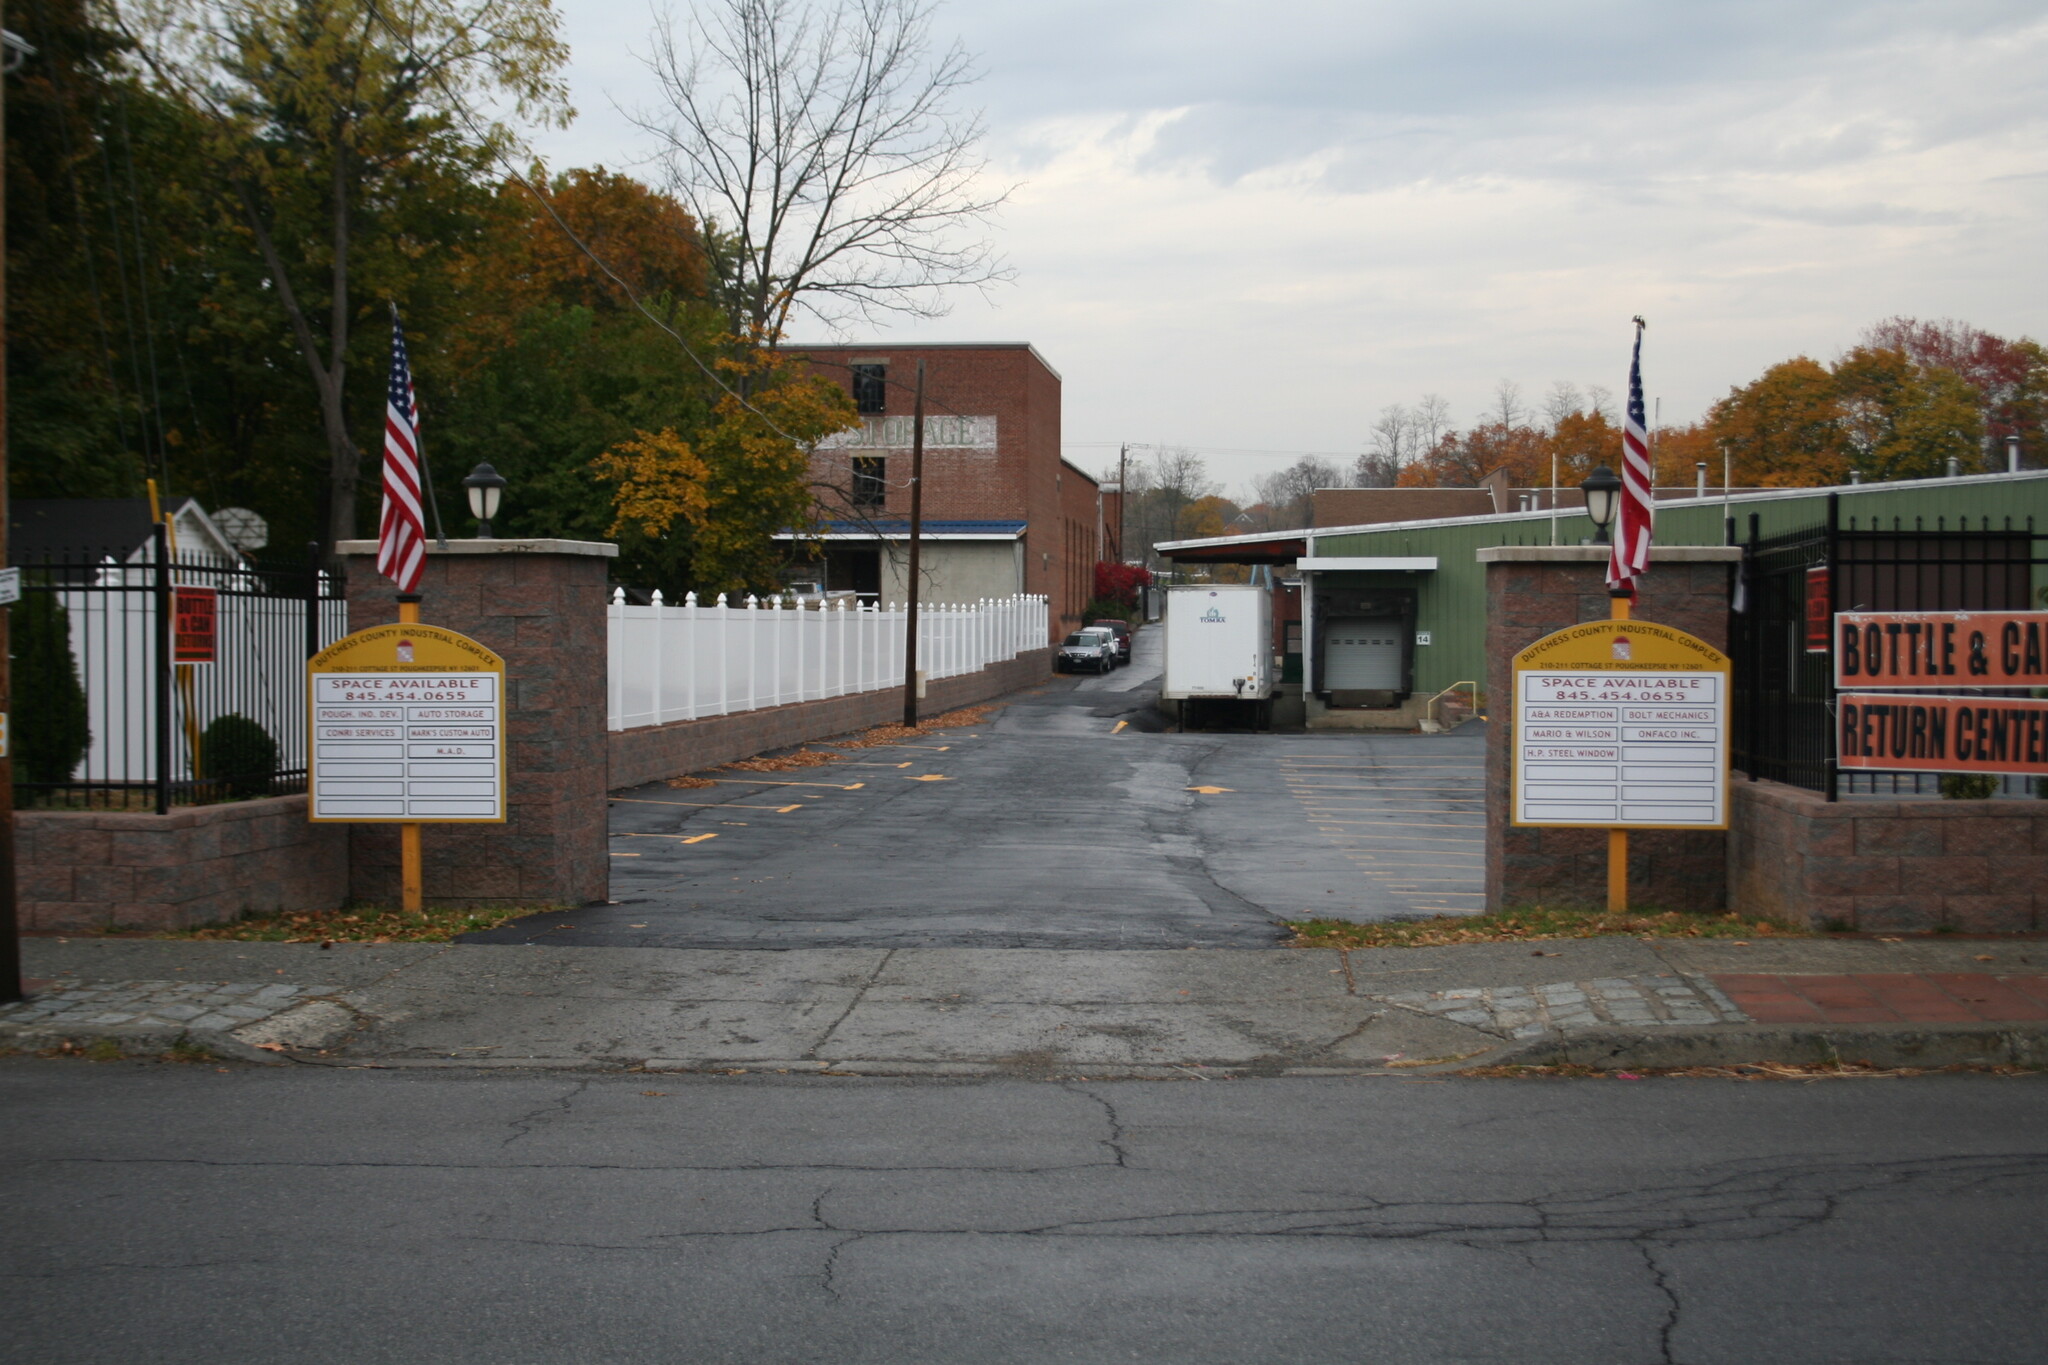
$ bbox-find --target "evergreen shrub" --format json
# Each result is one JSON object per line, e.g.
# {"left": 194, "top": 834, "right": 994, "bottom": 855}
{"left": 12, "top": 591, "right": 91, "bottom": 788}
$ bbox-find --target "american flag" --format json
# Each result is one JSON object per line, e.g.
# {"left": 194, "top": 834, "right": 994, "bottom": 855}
{"left": 376, "top": 308, "right": 426, "bottom": 593}
{"left": 1607, "top": 319, "right": 1654, "bottom": 601}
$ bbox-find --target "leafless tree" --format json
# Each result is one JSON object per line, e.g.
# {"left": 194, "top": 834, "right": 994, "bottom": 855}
{"left": 1349, "top": 452, "right": 1399, "bottom": 488}
{"left": 1121, "top": 447, "right": 1218, "bottom": 564}
{"left": 1490, "top": 378, "right": 1528, "bottom": 429}
{"left": 1414, "top": 393, "right": 1453, "bottom": 449}
{"left": 1367, "top": 404, "right": 1413, "bottom": 461}
{"left": 636, "top": 0, "right": 1013, "bottom": 339}
{"left": 1252, "top": 455, "right": 1342, "bottom": 527}
{"left": 1543, "top": 380, "right": 1584, "bottom": 430}
{"left": 1585, "top": 383, "right": 1617, "bottom": 423}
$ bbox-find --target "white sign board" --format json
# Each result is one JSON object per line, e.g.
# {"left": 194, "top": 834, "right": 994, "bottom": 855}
{"left": 0, "top": 567, "right": 19, "bottom": 607}
{"left": 1511, "top": 621, "right": 1730, "bottom": 830}
{"left": 307, "top": 624, "right": 507, "bottom": 823}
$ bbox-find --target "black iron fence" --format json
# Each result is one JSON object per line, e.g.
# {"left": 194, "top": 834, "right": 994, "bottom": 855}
{"left": 1732, "top": 495, "right": 2046, "bottom": 798}
{"left": 11, "top": 528, "right": 348, "bottom": 810}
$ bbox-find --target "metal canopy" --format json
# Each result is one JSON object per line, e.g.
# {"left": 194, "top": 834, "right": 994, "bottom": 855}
{"left": 1296, "top": 556, "right": 1438, "bottom": 572}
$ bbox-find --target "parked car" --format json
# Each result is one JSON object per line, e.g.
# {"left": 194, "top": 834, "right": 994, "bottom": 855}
{"left": 1056, "top": 629, "right": 1118, "bottom": 674}
{"left": 1090, "top": 618, "right": 1133, "bottom": 664}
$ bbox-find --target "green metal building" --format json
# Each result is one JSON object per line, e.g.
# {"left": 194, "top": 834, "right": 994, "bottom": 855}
{"left": 1158, "top": 470, "right": 2048, "bottom": 729}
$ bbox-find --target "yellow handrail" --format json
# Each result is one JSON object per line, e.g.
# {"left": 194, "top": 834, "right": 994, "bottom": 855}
{"left": 1422, "top": 680, "right": 1479, "bottom": 732}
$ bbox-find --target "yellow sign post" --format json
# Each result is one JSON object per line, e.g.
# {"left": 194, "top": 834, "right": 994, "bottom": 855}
{"left": 1511, "top": 608, "right": 1729, "bottom": 912}
{"left": 307, "top": 621, "right": 506, "bottom": 912}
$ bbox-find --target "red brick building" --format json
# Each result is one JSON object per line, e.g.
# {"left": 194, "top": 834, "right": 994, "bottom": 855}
{"left": 786, "top": 342, "right": 1102, "bottom": 636}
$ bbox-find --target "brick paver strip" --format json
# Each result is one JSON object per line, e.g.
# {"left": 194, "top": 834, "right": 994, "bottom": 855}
{"left": 1851, "top": 974, "right": 1986, "bottom": 1024}
{"left": 1710, "top": 973, "right": 2048, "bottom": 1024}
{"left": 1790, "top": 975, "right": 1901, "bottom": 1023}
{"left": 2004, "top": 976, "right": 2048, "bottom": 1006}
{"left": 1709, "top": 975, "right": 1828, "bottom": 1024}
{"left": 1923, "top": 975, "right": 2048, "bottom": 1021}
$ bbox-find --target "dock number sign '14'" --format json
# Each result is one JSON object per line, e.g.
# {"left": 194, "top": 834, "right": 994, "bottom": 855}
{"left": 306, "top": 623, "right": 507, "bottom": 823}
{"left": 1512, "top": 619, "right": 1730, "bottom": 830}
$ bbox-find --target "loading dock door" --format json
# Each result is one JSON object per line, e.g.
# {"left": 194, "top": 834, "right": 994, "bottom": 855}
{"left": 1323, "top": 618, "right": 1404, "bottom": 690}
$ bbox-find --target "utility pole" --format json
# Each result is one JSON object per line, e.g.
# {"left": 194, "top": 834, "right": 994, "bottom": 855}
{"left": 1, "top": 17, "right": 20, "bottom": 1003}
{"left": 1116, "top": 443, "right": 1127, "bottom": 563}
{"left": 900, "top": 360, "right": 925, "bottom": 727}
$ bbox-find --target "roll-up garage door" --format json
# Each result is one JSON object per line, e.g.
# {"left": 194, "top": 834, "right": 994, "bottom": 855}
{"left": 1323, "top": 618, "right": 1404, "bottom": 690}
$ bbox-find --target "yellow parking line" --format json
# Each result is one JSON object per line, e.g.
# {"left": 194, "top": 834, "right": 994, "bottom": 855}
{"left": 1113, "top": 720, "right": 1129, "bottom": 734}
{"left": 710, "top": 779, "right": 866, "bottom": 789}
{"left": 612, "top": 831, "right": 720, "bottom": 844}
{"left": 610, "top": 797, "right": 806, "bottom": 812}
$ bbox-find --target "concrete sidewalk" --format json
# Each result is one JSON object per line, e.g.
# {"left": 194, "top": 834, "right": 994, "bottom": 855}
{"left": 9, "top": 935, "right": 2048, "bottom": 1074}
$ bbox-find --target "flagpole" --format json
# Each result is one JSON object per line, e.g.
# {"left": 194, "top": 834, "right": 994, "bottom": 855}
{"left": 384, "top": 305, "right": 430, "bottom": 914}
{"left": 1607, "top": 315, "right": 1649, "bottom": 913}
{"left": 392, "top": 303, "right": 450, "bottom": 551}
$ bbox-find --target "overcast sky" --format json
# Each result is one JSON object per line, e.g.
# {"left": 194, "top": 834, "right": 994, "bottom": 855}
{"left": 530, "top": 1, "right": 2048, "bottom": 494}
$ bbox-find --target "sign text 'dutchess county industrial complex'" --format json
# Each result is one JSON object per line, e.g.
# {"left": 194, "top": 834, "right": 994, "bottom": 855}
{"left": 1512, "top": 621, "right": 1729, "bottom": 830}
{"left": 307, "top": 625, "right": 506, "bottom": 823}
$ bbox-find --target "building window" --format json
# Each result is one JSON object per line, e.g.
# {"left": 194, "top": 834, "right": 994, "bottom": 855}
{"left": 852, "top": 456, "right": 886, "bottom": 509}
{"left": 851, "top": 364, "right": 886, "bottom": 414}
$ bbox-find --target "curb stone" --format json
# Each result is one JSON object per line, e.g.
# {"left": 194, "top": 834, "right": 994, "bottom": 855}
{"left": 0, "top": 982, "right": 358, "bottom": 1065}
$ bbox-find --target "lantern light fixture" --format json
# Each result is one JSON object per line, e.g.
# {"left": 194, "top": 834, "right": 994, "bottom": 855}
{"left": 462, "top": 462, "right": 507, "bottom": 538}
{"left": 1580, "top": 465, "right": 1622, "bottom": 544}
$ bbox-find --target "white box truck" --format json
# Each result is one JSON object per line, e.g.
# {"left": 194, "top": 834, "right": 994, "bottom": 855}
{"left": 1162, "top": 584, "right": 1273, "bottom": 725}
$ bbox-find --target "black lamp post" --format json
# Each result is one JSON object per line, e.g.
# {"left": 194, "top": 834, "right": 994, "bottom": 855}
{"left": 462, "top": 462, "right": 507, "bottom": 538}
{"left": 1580, "top": 464, "right": 1622, "bottom": 544}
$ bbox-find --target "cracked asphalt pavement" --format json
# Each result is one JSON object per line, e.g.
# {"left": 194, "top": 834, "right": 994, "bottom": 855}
{"left": 473, "top": 629, "right": 1485, "bottom": 949}
{"left": 7, "top": 1060, "right": 2047, "bottom": 1363}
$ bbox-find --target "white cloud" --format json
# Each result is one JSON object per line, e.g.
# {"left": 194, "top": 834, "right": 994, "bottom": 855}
{"left": 533, "top": 1, "right": 2048, "bottom": 493}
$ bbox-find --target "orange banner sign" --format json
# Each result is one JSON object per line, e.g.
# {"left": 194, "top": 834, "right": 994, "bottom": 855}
{"left": 1833, "top": 611, "right": 2048, "bottom": 688}
{"left": 1838, "top": 693, "right": 2048, "bottom": 775}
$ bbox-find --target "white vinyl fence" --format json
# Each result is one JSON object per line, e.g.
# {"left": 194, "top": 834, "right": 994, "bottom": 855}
{"left": 607, "top": 592, "right": 1050, "bottom": 731}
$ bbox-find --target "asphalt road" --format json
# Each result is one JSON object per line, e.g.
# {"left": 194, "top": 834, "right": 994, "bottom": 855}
{"left": 472, "top": 630, "right": 1484, "bottom": 949}
{"left": 8, "top": 1059, "right": 2046, "bottom": 1363}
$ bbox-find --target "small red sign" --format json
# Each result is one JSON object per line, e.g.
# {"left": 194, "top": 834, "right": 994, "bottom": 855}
{"left": 174, "top": 586, "right": 218, "bottom": 664}
{"left": 1803, "top": 566, "right": 1831, "bottom": 653}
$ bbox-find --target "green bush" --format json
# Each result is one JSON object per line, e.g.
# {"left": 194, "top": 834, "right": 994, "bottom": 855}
{"left": 1081, "top": 598, "right": 1138, "bottom": 627}
{"left": 1939, "top": 773, "right": 2000, "bottom": 800}
{"left": 199, "top": 714, "right": 278, "bottom": 799}
{"left": 11, "top": 591, "right": 91, "bottom": 787}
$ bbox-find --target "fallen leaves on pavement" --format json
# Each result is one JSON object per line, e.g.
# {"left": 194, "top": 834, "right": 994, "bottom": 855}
{"left": 1289, "top": 905, "right": 1806, "bottom": 949}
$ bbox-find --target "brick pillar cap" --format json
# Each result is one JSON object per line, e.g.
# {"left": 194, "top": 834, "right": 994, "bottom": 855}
{"left": 1476, "top": 545, "right": 1742, "bottom": 564}
{"left": 335, "top": 538, "right": 619, "bottom": 559}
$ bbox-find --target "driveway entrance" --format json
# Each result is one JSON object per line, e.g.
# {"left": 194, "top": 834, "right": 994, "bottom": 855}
{"left": 472, "top": 630, "right": 1483, "bottom": 948}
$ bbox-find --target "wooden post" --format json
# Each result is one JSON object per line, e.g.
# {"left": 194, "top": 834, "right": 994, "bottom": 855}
{"left": 397, "top": 594, "right": 422, "bottom": 913}
{"left": 1608, "top": 591, "right": 1631, "bottom": 912}
{"left": 902, "top": 360, "right": 926, "bottom": 726}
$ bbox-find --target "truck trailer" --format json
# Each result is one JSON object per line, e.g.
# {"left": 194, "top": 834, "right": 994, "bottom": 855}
{"left": 1161, "top": 584, "right": 1273, "bottom": 728}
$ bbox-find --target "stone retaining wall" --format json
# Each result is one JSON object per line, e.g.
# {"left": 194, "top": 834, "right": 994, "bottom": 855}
{"left": 1729, "top": 778, "right": 2048, "bottom": 931}
{"left": 608, "top": 647, "right": 1056, "bottom": 790}
{"left": 17, "top": 794, "right": 348, "bottom": 932}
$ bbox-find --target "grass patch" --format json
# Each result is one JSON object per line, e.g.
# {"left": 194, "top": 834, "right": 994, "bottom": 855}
{"left": 153, "top": 901, "right": 547, "bottom": 944}
{"left": 1288, "top": 904, "right": 1808, "bottom": 949}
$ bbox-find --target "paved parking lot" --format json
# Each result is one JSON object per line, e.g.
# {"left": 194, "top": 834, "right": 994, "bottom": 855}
{"left": 473, "top": 631, "right": 1483, "bottom": 949}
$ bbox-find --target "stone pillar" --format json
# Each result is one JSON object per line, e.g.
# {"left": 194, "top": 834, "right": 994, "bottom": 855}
{"left": 1481, "top": 545, "right": 1742, "bottom": 913}
{"left": 334, "top": 538, "right": 616, "bottom": 908}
